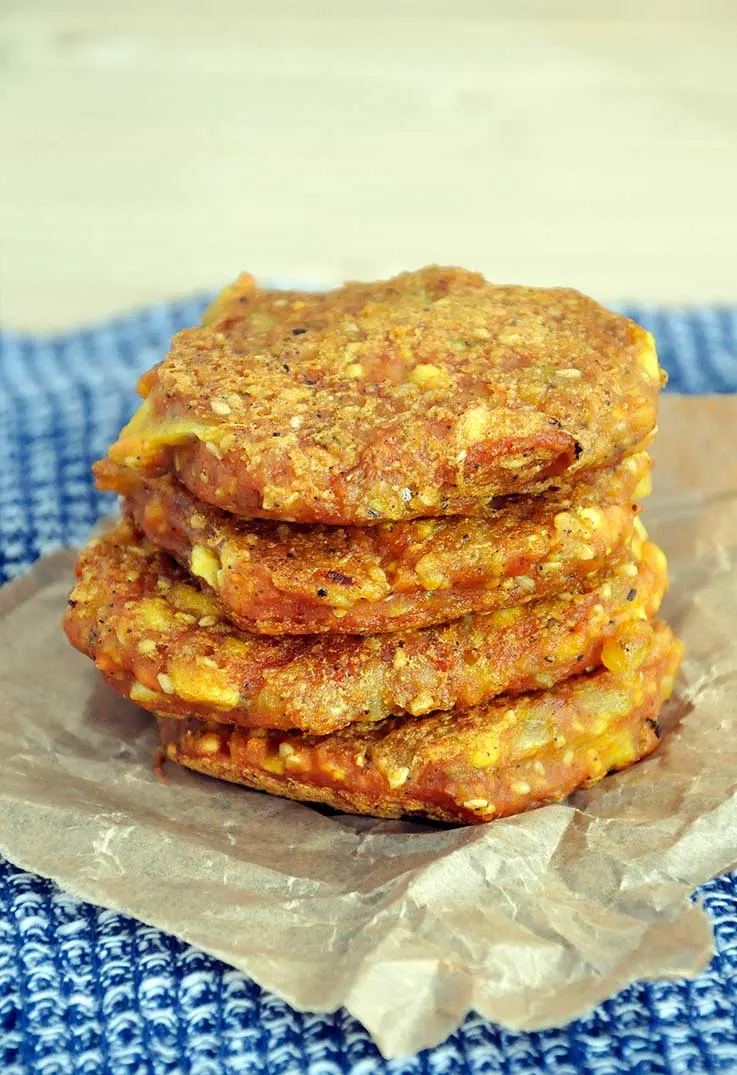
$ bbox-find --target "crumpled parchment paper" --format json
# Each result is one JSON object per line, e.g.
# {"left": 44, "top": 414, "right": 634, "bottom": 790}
{"left": 1, "top": 395, "right": 735, "bottom": 1059}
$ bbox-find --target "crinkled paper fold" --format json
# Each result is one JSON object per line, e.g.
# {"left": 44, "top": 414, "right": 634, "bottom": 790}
{"left": 1, "top": 396, "right": 736, "bottom": 1058}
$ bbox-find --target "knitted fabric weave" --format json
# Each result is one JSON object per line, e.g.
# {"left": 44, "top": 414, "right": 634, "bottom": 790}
{"left": 1, "top": 299, "right": 736, "bottom": 1075}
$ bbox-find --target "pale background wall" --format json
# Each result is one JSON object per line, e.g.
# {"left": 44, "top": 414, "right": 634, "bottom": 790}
{"left": 1, "top": 0, "right": 736, "bottom": 330}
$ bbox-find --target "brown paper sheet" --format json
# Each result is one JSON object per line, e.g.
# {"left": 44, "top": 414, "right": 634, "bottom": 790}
{"left": 1, "top": 395, "right": 736, "bottom": 1059}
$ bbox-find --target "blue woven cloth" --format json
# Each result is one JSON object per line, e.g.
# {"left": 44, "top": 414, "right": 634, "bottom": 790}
{"left": 1, "top": 299, "right": 736, "bottom": 1075}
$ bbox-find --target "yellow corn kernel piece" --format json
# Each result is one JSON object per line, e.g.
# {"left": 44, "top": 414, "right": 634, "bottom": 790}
{"left": 599, "top": 727, "right": 638, "bottom": 771}
{"left": 167, "top": 659, "right": 240, "bottom": 709}
{"left": 408, "top": 690, "right": 436, "bottom": 715}
{"left": 601, "top": 620, "right": 654, "bottom": 676}
{"left": 660, "top": 673, "right": 677, "bottom": 700}
{"left": 168, "top": 580, "right": 220, "bottom": 619}
{"left": 577, "top": 506, "right": 603, "bottom": 529}
{"left": 488, "top": 607, "right": 522, "bottom": 629}
{"left": 633, "top": 517, "right": 648, "bottom": 543}
{"left": 202, "top": 272, "right": 257, "bottom": 325}
{"left": 157, "top": 673, "right": 175, "bottom": 695}
{"left": 138, "top": 597, "right": 177, "bottom": 633}
{"left": 190, "top": 545, "right": 221, "bottom": 590}
{"left": 639, "top": 333, "right": 661, "bottom": 381}
{"left": 633, "top": 470, "right": 653, "bottom": 500}
{"left": 197, "top": 733, "right": 223, "bottom": 756}
{"left": 109, "top": 396, "right": 218, "bottom": 469}
{"left": 457, "top": 404, "right": 491, "bottom": 445}
{"left": 321, "top": 760, "right": 348, "bottom": 782}
{"left": 392, "top": 648, "right": 408, "bottom": 670}
{"left": 380, "top": 764, "right": 410, "bottom": 789}
{"left": 130, "top": 680, "right": 163, "bottom": 704}
{"left": 415, "top": 554, "right": 448, "bottom": 591}
{"left": 417, "top": 488, "right": 440, "bottom": 508}
{"left": 643, "top": 542, "right": 668, "bottom": 580}
{"left": 515, "top": 575, "right": 536, "bottom": 591}
{"left": 414, "top": 520, "right": 436, "bottom": 541}
{"left": 410, "top": 363, "right": 451, "bottom": 390}
{"left": 470, "top": 739, "right": 502, "bottom": 770}
{"left": 462, "top": 798, "right": 495, "bottom": 815}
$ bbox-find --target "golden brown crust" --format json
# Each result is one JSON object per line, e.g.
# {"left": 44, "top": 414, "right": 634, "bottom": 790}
{"left": 158, "top": 619, "right": 683, "bottom": 824}
{"left": 63, "top": 520, "right": 666, "bottom": 735}
{"left": 102, "top": 267, "right": 663, "bottom": 524}
{"left": 96, "top": 452, "right": 651, "bottom": 635}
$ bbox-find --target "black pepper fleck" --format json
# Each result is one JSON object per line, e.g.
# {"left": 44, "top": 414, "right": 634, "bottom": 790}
{"left": 316, "top": 587, "right": 328, "bottom": 598}
{"left": 626, "top": 588, "right": 637, "bottom": 601}
{"left": 292, "top": 327, "right": 307, "bottom": 335}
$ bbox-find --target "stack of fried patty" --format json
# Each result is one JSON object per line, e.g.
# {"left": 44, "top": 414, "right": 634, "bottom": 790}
{"left": 64, "top": 267, "right": 683, "bottom": 824}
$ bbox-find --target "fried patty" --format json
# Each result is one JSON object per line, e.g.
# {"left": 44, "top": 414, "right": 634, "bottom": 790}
{"left": 101, "top": 267, "right": 663, "bottom": 525}
{"left": 95, "top": 452, "right": 650, "bottom": 635}
{"left": 157, "top": 619, "right": 682, "bottom": 824}
{"left": 64, "top": 520, "right": 665, "bottom": 735}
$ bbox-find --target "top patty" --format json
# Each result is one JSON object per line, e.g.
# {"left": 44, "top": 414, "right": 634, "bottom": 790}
{"left": 102, "top": 266, "right": 663, "bottom": 525}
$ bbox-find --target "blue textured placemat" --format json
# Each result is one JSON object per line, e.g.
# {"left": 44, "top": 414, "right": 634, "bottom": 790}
{"left": 1, "top": 299, "right": 736, "bottom": 1075}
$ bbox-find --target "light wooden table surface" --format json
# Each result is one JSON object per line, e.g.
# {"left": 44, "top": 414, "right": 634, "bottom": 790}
{"left": 2, "top": 0, "right": 736, "bottom": 330}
